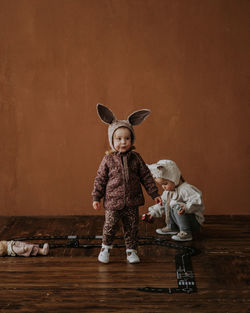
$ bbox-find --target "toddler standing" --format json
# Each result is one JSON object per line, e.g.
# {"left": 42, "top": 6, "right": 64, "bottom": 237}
{"left": 146, "top": 160, "right": 205, "bottom": 241}
{"left": 92, "top": 104, "right": 161, "bottom": 263}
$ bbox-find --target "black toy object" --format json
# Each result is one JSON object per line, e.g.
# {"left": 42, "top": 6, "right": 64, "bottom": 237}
{"left": 8, "top": 234, "right": 200, "bottom": 294}
{"left": 141, "top": 213, "right": 154, "bottom": 223}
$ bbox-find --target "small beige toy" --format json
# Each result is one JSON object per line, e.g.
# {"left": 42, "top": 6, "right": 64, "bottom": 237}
{"left": 0, "top": 240, "right": 49, "bottom": 257}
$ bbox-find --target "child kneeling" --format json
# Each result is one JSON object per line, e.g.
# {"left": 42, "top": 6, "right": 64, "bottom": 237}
{"left": 145, "top": 160, "right": 205, "bottom": 241}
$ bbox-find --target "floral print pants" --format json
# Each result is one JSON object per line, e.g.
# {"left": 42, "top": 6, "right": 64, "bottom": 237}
{"left": 102, "top": 207, "right": 139, "bottom": 250}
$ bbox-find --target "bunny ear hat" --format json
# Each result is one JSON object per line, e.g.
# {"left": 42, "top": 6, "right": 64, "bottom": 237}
{"left": 147, "top": 160, "right": 181, "bottom": 186}
{"left": 96, "top": 104, "right": 151, "bottom": 151}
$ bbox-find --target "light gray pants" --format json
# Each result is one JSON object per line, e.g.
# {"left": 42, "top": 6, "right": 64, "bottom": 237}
{"left": 169, "top": 205, "right": 200, "bottom": 234}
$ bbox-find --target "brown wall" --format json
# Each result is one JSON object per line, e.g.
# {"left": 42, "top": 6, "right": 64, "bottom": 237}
{"left": 0, "top": 0, "right": 249, "bottom": 216}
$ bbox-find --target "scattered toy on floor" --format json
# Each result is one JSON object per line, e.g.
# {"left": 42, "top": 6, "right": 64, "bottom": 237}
{"left": 0, "top": 240, "right": 49, "bottom": 257}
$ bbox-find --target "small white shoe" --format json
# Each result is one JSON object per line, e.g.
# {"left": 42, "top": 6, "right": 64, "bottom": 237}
{"left": 156, "top": 225, "right": 178, "bottom": 235}
{"left": 98, "top": 244, "right": 112, "bottom": 263}
{"left": 171, "top": 231, "right": 192, "bottom": 242}
{"left": 126, "top": 249, "right": 140, "bottom": 264}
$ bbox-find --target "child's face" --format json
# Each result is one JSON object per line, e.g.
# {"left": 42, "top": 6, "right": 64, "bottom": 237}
{"left": 155, "top": 178, "right": 175, "bottom": 191}
{"left": 113, "top": 127, "right": 132, "bottom": 153}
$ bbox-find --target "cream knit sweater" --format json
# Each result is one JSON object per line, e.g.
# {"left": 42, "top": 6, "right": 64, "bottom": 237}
{"left": 147, "top": 182, "right": 205, "bottom": 225}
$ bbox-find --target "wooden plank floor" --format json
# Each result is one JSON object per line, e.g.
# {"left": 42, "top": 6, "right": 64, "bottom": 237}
{"left": 0, "top": 215, "right": 249, "bottom": 313}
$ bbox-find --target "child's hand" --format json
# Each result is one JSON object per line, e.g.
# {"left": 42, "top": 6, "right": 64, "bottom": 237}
{"left": 93, "top": 201, "right": 101, "bottom": 210}
{"left": 142, "top": 213, "right": 154, "bottom": 223}
{"left": 154, "top": 196, "right": 162, "bottom": 205}
{"left": 177, "top": 204, "right": 185, "bottom": 215}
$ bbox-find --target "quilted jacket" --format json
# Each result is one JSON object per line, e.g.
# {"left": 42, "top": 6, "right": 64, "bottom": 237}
{"left": 92, "top": 151, "right": 159, "bottom": 210}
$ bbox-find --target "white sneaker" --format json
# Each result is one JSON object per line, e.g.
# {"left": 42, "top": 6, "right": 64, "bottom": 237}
{"left": 171, "top": 231, "right": 192, "bottom": 242}
{"left": 126, "top": 249, "right": 140, "bottom": 264}
{"left": 98, "top": 244, "right": 112, "bottom": 263}
{"left": 156, "top": 225, "right": 178, "bottom": 235}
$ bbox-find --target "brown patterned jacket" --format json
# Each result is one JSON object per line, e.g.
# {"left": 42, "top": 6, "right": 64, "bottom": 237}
{"left": 92, "top": 151, "right": 159, "bottom": 210}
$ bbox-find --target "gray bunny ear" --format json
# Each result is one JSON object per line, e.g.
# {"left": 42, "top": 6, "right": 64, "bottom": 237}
{"left": 128, "top": 109, "right": 151, "bottom": 126}
{"left": 97, "top": 104, "right": 116, "bottom": 124}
